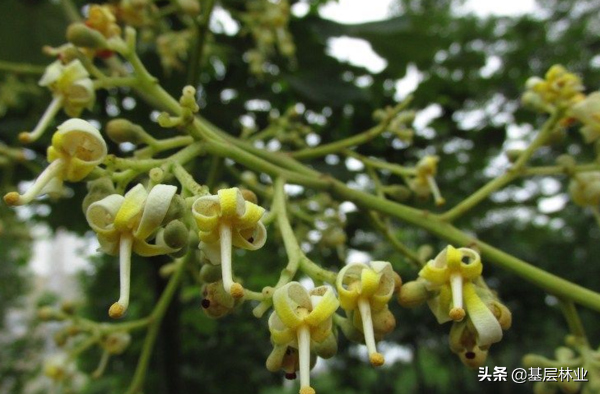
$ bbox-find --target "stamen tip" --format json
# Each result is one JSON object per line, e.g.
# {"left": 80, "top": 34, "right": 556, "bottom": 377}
{"left": 299, "top": 387, "right": 316, "bottom": 394}
{"left": 435, "top": 197, "right": 446, "bottom": 206}
{"left": 3, "top": 192, "right": 21, "bottom": 206}
{"left": 18, "top": 132, "right": 32, "bottom": 144}
{"left": 369, "top": 352, "right": 385, "bottom": 367}
{"left": 230, "top": 283, "right": 244, "bottom": 299}
{"left": 108, "top": 302, "right": 126, "bottom": 319}
{"left": 449, "top": 307, "right": 465, "bottom": 321}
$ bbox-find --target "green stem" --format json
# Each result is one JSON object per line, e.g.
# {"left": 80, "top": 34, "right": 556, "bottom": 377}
{"left": 558, "top": 298, "right": 588, "bottom": 345}
{"left": 441, "top": 110, "right": 563, "bottom": 222}
{"left": 346, "top": 150, "right": 416, "bottom": 177}
{"left": 368, "top": 211, "right": 422, "bottom": 268}
{"left": 187, "top": 0, "right": 216, "bottom": 87}
{"left": 291, "top": 99, "right": 412, "bottom": 160}
{"left": 125, "top": 257, "right": 187, "bottom": 394}
{"left": 172, "top": 162, "right": 209, "bottom": 196}
{"left": 0, "top": 61, "right": 46, "bottom": 75}
{"left": 60, "top": 0, "right": 82, "bottom": 22}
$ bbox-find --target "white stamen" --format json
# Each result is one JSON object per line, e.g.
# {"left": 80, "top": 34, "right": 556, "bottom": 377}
{"left": 111, "top": 233, "right": 133, "bottom": 318}
{"left": 24, "top": 96, "right": 64, "bottom": 142}
{"left": 358, "top": 297, "right": 383, "bottom": 366}
{"left": 297, "top": 324, "right": 311, "bottom": 391}
{"left": 12, "top": 159, "right": 64, "bottom": 205}
{"left": 219, "top": 223, "right": 234, "bottom": 293}
{"left": 450, "top": 273, "right": 463, "bottom": 310}
{"left": 426, "top": 175, "right": 445, "bottom": 206}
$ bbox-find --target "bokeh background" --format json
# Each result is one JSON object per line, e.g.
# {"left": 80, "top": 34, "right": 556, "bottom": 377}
{"left": 1, "top": 0, "right": 600, "bottom": 393}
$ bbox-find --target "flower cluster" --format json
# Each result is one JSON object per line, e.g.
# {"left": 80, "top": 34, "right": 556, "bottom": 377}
{"left": 192, "top": 187, "right": 267, "bottom": 298}
{"left": 399, "top": 246, "right": 511, "bottom": 367}
{"left": 86, "top": 183, "right": 188, "bottom": 318}
{"left": 522, "top": 64, "right": 585, "bottom": 113}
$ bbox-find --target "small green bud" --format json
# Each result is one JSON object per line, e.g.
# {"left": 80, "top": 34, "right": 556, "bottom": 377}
{"left": 163, "top": 220, "right": 188, "bottom": 250}
{"left": 66, "top": 23, "right": 108, "bottom": 49}
{"left": 371, "top": 308, "right": 396, "bottom": 339}
{"left": 53, "top": 330, "right": 68, "bottom": 347}
{"left": 241, "top": 189, "right": 258, "bottom": 204}
{"left": 398, "top": 280, "right": 431, "bottom": 308}
{"left": 199, "top": 264, "right": 222, "bottom": 283}
{"left": 106, "top": 119, "right": 145, "bottom": 144}
{"left": 312, "top": 332, "right": 338, "bottom": 359}
{"left": 417, "top": 244, "right": 434, "bottom": 262}
{"left": 320, "top": 227, "right": 347, "bottom": 247}
{"left": 60, "top": 300, "right": 76, "bottom": 315}
{"left": 384, "top": 185, "right": 412, "bottom": 202}
{"left": 37, "top": 306, "right": 58, "bottom": 321}
{"left": 162, "top": 194, "right": 186, "bottom": 225}
{"left": 337, "top": 312, "right": 365, "bottom": 343}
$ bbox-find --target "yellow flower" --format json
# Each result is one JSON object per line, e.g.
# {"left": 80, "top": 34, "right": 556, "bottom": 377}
{"left": 268, "top": 282, "right": 339, "bottom": 394}
{"left": 19, "top": 60, "right": 96, "bottom": 143}
{"left": 409, "top": 155, "right": 445, "bottom": 206}
{"left": 570, "top": 92, "right": 600, "bottom": 143}
{"left": 192, "top": 187, "right": 267, "bottom": 298}
{"left": 86, "top": 5, "right": 121, "bottom": 38}
{"left": 336, "top": 261, "right": 397, "bottom": 366}
{"left": 523, "top": 65, "right": 585, "bottom": 112}
{"left": 419, "top": 246, "right": 505, "bottom": 350}
{"left": 4, "top": 119, "right": 106, "bottom": 206}
{"left": 86, "top": 183, "right": 183, "bottom": 318}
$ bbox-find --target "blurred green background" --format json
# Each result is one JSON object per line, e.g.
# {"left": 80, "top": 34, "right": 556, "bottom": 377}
{"left": 1, "top": 0, "right": 600, "bottom": 393}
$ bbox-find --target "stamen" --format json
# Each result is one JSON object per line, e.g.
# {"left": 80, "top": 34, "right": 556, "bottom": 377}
{"left": 449, "top": 273, "right": 465, "bottom": 321}
{"left": 3, "top": 159, "right": 64, "bottom": 206}
{"left": 357, "top": 297, "right": 384, "bottom": 367}
{"left": 219, "top": 223, "right": 244, "bottom": 298}
{"left": 19, "top": 96, "right": 64, "bottom": 143}
{"left": 109, "top": 233, "right": 133, "bottom": 319}
{"left": 297, "top": 324, "right": 313, "bottom": 394}
{"left": 426, "top": 175, "right": 445, "bottom": 206}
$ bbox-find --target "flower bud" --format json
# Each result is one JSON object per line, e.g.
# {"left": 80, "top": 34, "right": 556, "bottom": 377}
{"left": 178, "top": 0, "right": 201, "bottom": 15}
{"left": 384, "top": 185, "right": 412, "bottom": 202}
{"left": 37, "top": 306, "right": 59, "bottom": 321}
{"left": 106, "top": 119, "right": 145, "bottom": 144}
{"left": 44, "top": 354, "right": 71, "bottom": 381}
{"left": 82, "top": 178, "right": 116, "bottom": 213}
{"left": 371, "top": 308, "right": 396, "bottom": 339}
{"left": 163, "top": 220, "right": 188, "bottom": 250}
{"left": 162, "top": 194, "right": 186, "bottom": 224}
{"left": 67, "top": 23, "right": 108, "bottom": 49}
{"left": 102, "top": 332, "right": 131, "bottom": 355}
{"left": 320, "top": 227, "right": 347, "bottom": 247}
{"left": 311, "top": 332, "right": 338, "bottom": 359}
{"left": 199, "top": 264, "right": 222, "bottom": 283}
{"left": 336, "top": 313, "right": 364, "bottom": 343}
{"left": 241, "top": 189, "right": 258, "bottom": 205}
{"left": 398, "top": 279, "right": 430, "bottom": 308}
{"left": 490, "top": 301, "right": 512, "bottom": 330}
{"left": 60, "top": 300, "right": 76, "bottom": 315}
{"left": 505, "top": 149, "right": 524, "bottom": 163}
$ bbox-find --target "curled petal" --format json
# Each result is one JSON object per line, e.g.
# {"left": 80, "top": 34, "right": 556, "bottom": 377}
{"left": 39, "top": 61, "right": 64, "bottom": 87}
{"left": 336, "top": 263, "right": 366, "bottom": 310}
{"left": 419, "top": 261, "right": 449, "bottom": 287}
{"left": 217, "top": 188, "right": 245, "bottom": 218}
{"left": 135, "top": 184, "right": 177, "bottom": 240}
{"left": 200, "top": 241, "right": 221, "bottom": 265}
{"left": 463, "top": 282, "right": 503, "bottom": 347}
{"left": 133, "top": 229, "right": 178, "bottom": 257}
{"left": 268, "top": 312, "right": 297, "bottom": 345}
{"left": 56, "top": 60, "right": 90, "bottom": 92}
{"left": 427, "top": 284, "right": 453, "bottom": 324}
{"left": 86, "top": 194, "right": 125, "bottom": 236}
{"left": 192, "top": 195, "right": 220, "bottom": 232}
{"left": 305, "top": 286, "right": 339, "bottom": 327}
{"left": 369, "top": 261, "right": 396, "bottom": 311}
{"left": 114, "top": 184, "right": 147, "bottom": 232}
{"left": 360, "top": 268, "right": 381, "bottom": 299}
{"left": 49, "top": 119, "right": 107, "bottom": 181}
{"left": 458, "top": 248, "right": 482, "bottom": 280}
{"left": 273, "top": 282, "right": 311, "bottom": 329}
{"left": 231, "top": 222, "right": 267, "bottom": 250}
{"left": 234, "top": 201, "right": 266, "bottom": 229}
